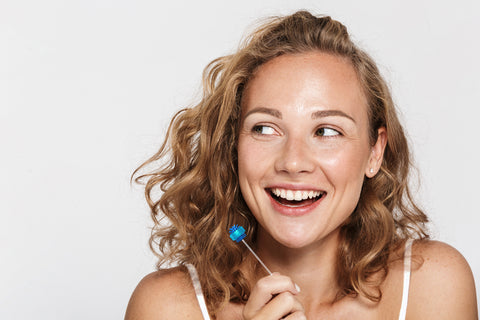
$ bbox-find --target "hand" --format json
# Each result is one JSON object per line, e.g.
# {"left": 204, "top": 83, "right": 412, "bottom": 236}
{"left": 243, "top": 273, "right": 306, "bottom": 320}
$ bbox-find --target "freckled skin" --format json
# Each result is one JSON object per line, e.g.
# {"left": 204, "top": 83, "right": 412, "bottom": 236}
{"left": 125, "top": 51, "right": 478, "bottom": 320}
{"left": 238, "top": 52, "right": 382, "bottom": 249}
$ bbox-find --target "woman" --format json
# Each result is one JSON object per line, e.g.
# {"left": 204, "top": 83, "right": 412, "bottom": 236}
{"left": 125, "top": 11, "right": 477, "bottom": 319}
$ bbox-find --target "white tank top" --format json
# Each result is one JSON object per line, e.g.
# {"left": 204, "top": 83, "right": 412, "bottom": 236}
{"left": 187, "top": 238, "right": 414, "bottom": 320}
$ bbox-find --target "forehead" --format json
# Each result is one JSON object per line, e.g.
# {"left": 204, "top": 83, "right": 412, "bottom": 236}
{"left": 241, "top": 52, "right": 368, "bottom": 120}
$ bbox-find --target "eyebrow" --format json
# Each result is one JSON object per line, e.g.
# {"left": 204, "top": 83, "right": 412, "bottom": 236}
{"left": 243, "top": 107, "right": 356, "bottom": 123}
{"left": 311, "top": 110, "right": 356, "bottom": 123}
{"left": 243, "top": 107, "right": 282, "bottom": 119}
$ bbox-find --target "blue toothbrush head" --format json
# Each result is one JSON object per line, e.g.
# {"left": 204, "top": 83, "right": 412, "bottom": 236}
{"left": 229, "top": 225, "right": 246, "bottom": 243}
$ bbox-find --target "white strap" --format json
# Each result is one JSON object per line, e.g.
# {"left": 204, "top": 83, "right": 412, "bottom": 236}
{"left": 398, "top": 239, "right": 413, "bottom": 320}
{"left": 186, "top": 264, "right": 211, "bottom": 320}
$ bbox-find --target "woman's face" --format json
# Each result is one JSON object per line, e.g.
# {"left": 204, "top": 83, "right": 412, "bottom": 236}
{"left": 237, "top": 52, "right": 386, "bottom": 249}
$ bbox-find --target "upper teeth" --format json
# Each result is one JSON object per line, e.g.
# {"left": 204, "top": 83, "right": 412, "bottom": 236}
{"left": 271, "top": 188, "right": 323, "bottom": 201}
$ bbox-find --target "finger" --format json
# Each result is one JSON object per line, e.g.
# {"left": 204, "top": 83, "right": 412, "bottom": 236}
{"left": 246, "top": 274, "right": 300, "bottom": 315}
{"left": 259, "top": 292, "right": 304, "bottom": 319}
{"left": 282, "top": 311, "right": 307, "bottom": 320}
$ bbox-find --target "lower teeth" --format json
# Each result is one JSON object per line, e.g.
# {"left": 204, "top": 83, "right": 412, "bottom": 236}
{"left": 282, "top": 201, "right": 311, "bottom": 207}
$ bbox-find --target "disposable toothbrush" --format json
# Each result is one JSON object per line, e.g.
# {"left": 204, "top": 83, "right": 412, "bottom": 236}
{"left": 228, "top": 225, "right": 272, "bottom": 275}
{"left": 228, "top": 225, "right": 301, "bottom": 292}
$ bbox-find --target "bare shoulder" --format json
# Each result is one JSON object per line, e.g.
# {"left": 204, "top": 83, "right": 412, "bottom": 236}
{"left": 408, "top": 240, "right": 478, "bottom": 319}
{"left": 124, "top": 265, "right": 202, "bottom": 320}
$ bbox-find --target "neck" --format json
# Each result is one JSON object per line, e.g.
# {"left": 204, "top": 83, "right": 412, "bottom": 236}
{"left": 254, "top": 227, "right": 342, "bottom": 304}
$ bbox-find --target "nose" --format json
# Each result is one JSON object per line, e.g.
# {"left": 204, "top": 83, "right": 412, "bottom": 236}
{"left": 274, "top": 135, "right": 316, "bottom": 175}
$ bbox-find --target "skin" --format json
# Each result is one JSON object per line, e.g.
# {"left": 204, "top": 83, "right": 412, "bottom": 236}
{"left": 125, "top": 52, "right": 478, "bottom": 319}
{"left": 236, "top": 52, "right": 387, "bottom": 319}
{"left": 237, "top": 52, "right": 384, "bottom": 250}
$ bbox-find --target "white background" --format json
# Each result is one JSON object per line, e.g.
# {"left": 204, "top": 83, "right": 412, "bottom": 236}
{"left": 1, "top": 0, "right": 479, "bottom": 318}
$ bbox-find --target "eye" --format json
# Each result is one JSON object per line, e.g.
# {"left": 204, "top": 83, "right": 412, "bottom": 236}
{"left": 252, "top": 125, "right": 276, "bottom": 135}
{"left": 315, "top": 127, "right": 340, "bottom": 137}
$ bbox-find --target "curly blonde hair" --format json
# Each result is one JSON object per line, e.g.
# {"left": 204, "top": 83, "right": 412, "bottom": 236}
{"left": 134, "top": 10, "right": 429, "bottom": 315}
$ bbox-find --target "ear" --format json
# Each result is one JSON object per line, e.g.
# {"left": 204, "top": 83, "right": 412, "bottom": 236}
{"left": 365, "top": 127, "right": 387, "bottom": 178}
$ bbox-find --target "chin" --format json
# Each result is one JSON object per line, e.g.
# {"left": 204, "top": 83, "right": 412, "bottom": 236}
{"left": 270, "top": 227, "right": 320, "bottom": 249}
{"left": 279, "top": 239, "right": 311, "bottom": 249}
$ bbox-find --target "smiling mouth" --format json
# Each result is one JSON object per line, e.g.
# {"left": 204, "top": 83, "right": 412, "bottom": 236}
{"left": 267, "top": 188, "right": 326, "bottom": 207}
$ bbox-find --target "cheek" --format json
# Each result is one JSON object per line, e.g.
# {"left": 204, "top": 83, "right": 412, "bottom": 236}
{"left": 237, "top": 136, "right": 265, "bottom": 190}
{"left": 237, "top": 137, "right": 273, "bottom": 218}
{"left": 314, "top": 143, "right": 369, "bottom": 183}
